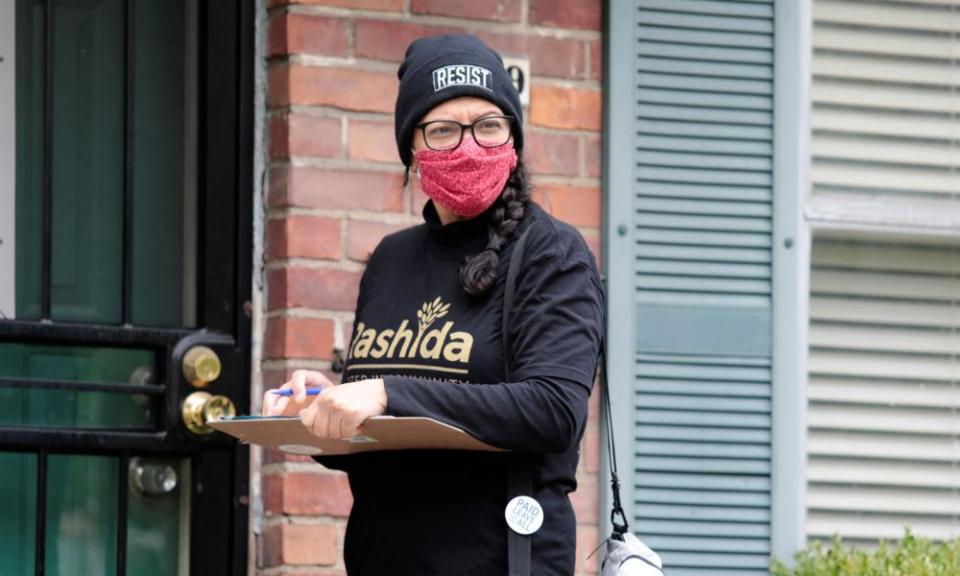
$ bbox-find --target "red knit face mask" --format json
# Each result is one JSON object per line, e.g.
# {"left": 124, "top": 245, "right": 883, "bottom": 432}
{"left": 415, "top": 138, "right": 518, "bottom": 219}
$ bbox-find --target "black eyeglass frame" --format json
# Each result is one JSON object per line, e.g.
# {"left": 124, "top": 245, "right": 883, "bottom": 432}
{"left": 415, "top": 115, "right": 516, "bottom": 151}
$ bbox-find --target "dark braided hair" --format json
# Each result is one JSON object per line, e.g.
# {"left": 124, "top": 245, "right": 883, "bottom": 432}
{"left": 459, "top": 159, "right": 531, "bottom": 298}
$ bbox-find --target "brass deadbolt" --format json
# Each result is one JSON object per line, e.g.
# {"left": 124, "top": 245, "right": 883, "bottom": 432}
{"left": 182, "top": 345, "right": 221, "bottom": 388}
{"left": 182, "top": 391, "right": 236, "bottom": 435}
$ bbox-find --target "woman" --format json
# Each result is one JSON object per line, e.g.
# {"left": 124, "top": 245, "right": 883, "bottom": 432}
{"left": 263, "top": 35, "right": 603, "bottom": 575}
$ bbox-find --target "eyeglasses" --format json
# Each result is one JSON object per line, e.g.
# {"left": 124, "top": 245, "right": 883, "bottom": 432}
{"left": 416, "top": 115, "right": 515, "bottom": 151}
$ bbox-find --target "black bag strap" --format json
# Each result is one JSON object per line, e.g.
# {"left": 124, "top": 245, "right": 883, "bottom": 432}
{"left": 599, "top": 276, "right": 629, "bottom": 537}
{"left": 502, "top": 222, "right": 534, "bottom": 385}
{"left": 602, "top": 340, "right": 629, "bottom": 537}
{"left": 503, "top": 222, "right": 535, "bottom": 576}
{"left": 502, "top": 226, "right": 628, "bottom": 576}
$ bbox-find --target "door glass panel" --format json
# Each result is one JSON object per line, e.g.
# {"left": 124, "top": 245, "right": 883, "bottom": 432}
{"left": 0, "top": 452, "right": 37, "bottom": 576}
{"left": 7, "top": 0, "right": 198, "bottom": 326}
{"left": 46, "top": 454, "right": 118, "bottom": 576}
{"left": 127, "top": 458, "right": 189, "bottom": 576}
{"left": 0, "top": 342, "right": 155, "bottom": 429}
{"left": 50, "top": 0, "right": 125, "bottom": 323}
{"left": 10, "top": 0, "right": 44, "bottom": 321}
{"left": 132, "top": 0, "right": 197, "bottom": 328}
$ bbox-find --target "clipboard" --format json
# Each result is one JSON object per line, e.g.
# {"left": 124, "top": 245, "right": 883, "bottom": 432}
{"left": 208, "top": 415, "right": 504, "bottom": 456}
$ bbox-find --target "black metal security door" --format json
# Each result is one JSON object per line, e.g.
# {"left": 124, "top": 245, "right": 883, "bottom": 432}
{"left": 0, "top": 1, "right": 254, "bottom": 574}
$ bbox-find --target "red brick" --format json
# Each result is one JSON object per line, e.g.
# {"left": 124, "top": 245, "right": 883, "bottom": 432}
{"left": 347, "top": 220, "right": 405, "bottom": 262}
{"left": 355, "top": 20, "right": 462, "bottom": 63}
{"left": 271, "top": 115, "right": 341, "bottom": 160}
{"left": 263, "top": 366, "right": 342, "bottom": 393}
{"left": 530, "top": 85, "right": 602, "bottom": 131}
{"left": 265, "top": 471, "right": 353, "bottom": 517}
{"left": 269, "top": 116, "right": 290, "bottom": 159}
{"left": 590, "top": 40, "right": 602, "bottom": 81}
{"left": 585, "top": 134, "right": 601, "bottom": 178}
{"left": 474, "top": 31, "right": 526, "bottom": 58}
{"left": 347, "top": 119, "right": 399, "bottom": 164}
{"left": 264, "top": 523, "right": 338, "bottom": 566}
{"left": 264, "top": 317, "right": 335, "bottom": 360}
{"left": 263, "top": 367, "right": 296, "bottom": 390}
{"left": 288, "top": 115, "right": 342, "bottom": 159}
{"left": 268, "top": 63, "right": 291, "bottom": 107}
{"left": 583, "top": 424, "right": 600, "bottom": 474}
{"left": 264, "top": 448, "right": 316, "bottom": 464}
{"left": 576, "top": 524, "right": 599, "bottom": 574}
{"left": 534, "top": 184, "right": 601, "bottom": 228}
{"left": 530, "top": 0, "right": 601, "bottom": 30}
{"left": 524, "top": 131, "right": 580, "bottom": 177}
{"left": 268, "top": 267, "right": 362, "bottom": 312}
{"left": 530, "top": 36, "right": 585, "bottom": 79}
{"left": 269, "top": 0, "right": 402, "bottom": 10}
{"left": 266, "top": 216, "right": 341, "bottom": 261}
{"left": 472, "top": 33, "right": 585, "bottom": 79}
{"left": 570, "top": 473, "right": 598, "bottom": 525}
{"left": 269, "top": 166, "right": 405, "bottom": 212}
{"left": 269, "top": 14, "right": 348, "bottom": 58}
{"left": 269, "top": 64, "right": 397, "bottom": 113}
{"left": 412, "top": 0, "right": 521, "bottom": 22}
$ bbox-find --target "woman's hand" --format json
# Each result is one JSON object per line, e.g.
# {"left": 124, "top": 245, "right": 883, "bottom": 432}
{"left": 299, "top": 378, "right": 387, "bottom": 440}
{"left": 262, "top": 369, "right": 333, "bottom": 417}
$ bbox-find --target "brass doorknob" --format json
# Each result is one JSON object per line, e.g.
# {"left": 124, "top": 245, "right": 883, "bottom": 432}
{"left": 182, "top": 391, "right": 236, "bottom": 435}
{"left": 182, "top": 345, "right": 221, "bottom": 388}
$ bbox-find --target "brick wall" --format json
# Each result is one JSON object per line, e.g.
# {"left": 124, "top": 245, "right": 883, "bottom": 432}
{"left": 260, "top": 0, "right": 603, "bottom": 573}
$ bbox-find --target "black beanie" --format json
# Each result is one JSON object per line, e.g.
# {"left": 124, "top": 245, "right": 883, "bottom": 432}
{"left": 394, "top": 35, "right": 523, "bottom": 167}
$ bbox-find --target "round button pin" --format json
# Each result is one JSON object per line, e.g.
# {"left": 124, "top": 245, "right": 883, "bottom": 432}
{"left": 504, "top": 495, "right": 544, "bottom": 535}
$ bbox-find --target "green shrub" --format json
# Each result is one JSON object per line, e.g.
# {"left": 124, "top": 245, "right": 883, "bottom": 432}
{"left": 771, "top": 530, "right": 960, "bottom": 576}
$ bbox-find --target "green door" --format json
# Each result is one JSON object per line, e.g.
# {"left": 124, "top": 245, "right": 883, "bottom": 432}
{"left": 0, "top": 1, "right": 254, "bottom": 574}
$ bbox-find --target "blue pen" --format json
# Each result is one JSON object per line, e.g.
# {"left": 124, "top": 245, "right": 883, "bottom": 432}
{"left": 270, "top": 387, "right": 324, "bottom": 397}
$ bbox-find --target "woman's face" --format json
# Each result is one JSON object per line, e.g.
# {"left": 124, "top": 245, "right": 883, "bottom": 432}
{"left": 410, "top": 96, "right": 510, "bottom": 225}
{"left": 410, "top": 96, "right": 507, "bottom": 158}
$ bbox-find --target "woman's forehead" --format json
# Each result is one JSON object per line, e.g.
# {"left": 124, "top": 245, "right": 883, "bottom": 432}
{"left": 420, "top": 97, "right": 504, "bottom": 122}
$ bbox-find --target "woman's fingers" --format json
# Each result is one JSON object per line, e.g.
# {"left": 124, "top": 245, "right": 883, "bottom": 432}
{"left": 264, "top": 394, "right": 288, "bottom": 416}
{"left": 311, "top": 403, "right": 330, "bottom": 439}
{"left": 340, "top": 412, "right": 364, "bottom": 438}
{"left": 289, "top": 370, "right": 308, "bottom": 404}
{"left": 290, "top": 369, "right": 335, "bottom": 403}
{"left": 327, "top": 411, "right": 343, "bottom": 440}
{"left": 299, "top": 395, "right": 318, "bottom": 428}
{"left": 264, "top": 370, "right": 335, "bottom": 416}
{"left": 295, "top": 378, "right": 387, "bottom": 439}
{"left": 262, "top": 381, "right": 294, "bottom": 416}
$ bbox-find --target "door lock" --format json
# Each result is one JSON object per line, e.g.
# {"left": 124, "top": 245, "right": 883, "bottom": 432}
{"left": 181, "top": 345, "right": 222, "bottom": 388}
{"left": 182, "top": 391, "right": 236, "bottom": 435}
{"left": 129, "top": 458, "right": 179, "bottom": 496}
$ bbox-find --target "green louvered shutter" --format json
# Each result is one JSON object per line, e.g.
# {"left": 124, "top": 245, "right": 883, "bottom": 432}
{"left": 607, "top": 1, "right": 775, "bottom": 574}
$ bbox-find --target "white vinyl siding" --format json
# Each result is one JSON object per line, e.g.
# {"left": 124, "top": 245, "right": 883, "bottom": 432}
{"left": 807, "top": 238, "right": 960, "bottom": 542}
{"left": 808, "top": 0, "right": 960, "bottom": 234}
{"left": 807, "top": 0, "right": 960, "bottom": 545}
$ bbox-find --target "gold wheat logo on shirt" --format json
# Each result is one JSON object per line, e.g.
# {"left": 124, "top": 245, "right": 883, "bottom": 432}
{"left": 349, "top": 297, "right": 474, "bottom": 365}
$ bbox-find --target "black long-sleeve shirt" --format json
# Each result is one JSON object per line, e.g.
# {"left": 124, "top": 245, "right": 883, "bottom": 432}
{"left": 315, "top": 200, "right": 604, "bottom": 575}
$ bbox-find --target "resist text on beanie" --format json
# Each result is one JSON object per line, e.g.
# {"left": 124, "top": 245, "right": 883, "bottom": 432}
{"left": 432, "top": 65, "right": 492, "bottom": 92}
